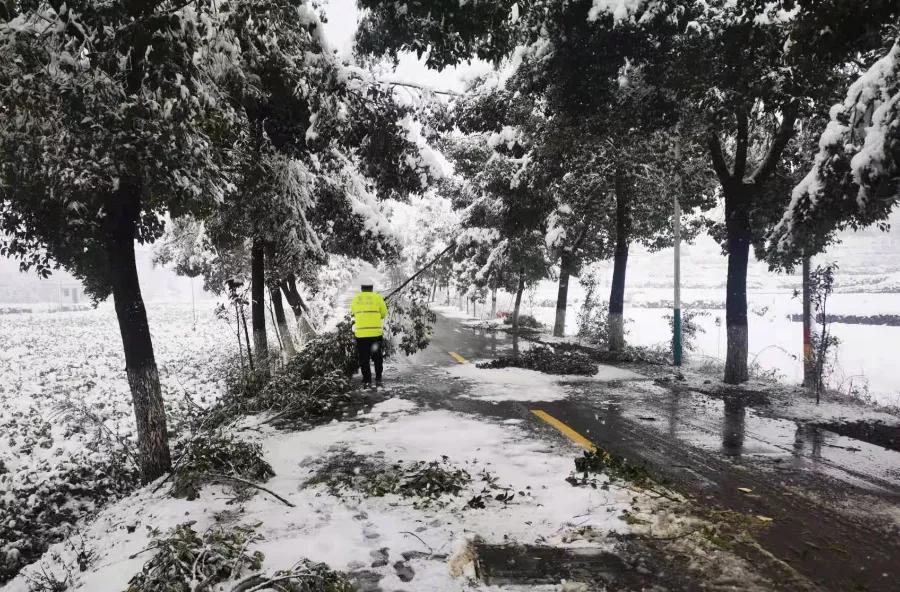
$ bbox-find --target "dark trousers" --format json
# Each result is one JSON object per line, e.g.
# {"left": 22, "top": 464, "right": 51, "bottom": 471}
{"left": 356, "top": 336, "right": 383, "bottom": 384}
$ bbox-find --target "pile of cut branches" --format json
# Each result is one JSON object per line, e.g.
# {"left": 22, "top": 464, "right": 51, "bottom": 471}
{"left": 477, "top": 345, "right": 596, "bottom": 376}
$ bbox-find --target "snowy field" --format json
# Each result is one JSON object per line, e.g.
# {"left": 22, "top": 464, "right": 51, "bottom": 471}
{"left": 459, "top": 230, "right": 900, "bottom": 409}
{"left": 0, "top": 300, "right": 235, "bottom": 486}
{"left": 0, "top": 302, "right": 234, "bottom": 447}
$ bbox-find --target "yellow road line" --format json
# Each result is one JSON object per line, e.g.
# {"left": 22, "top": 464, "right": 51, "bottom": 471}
{"left": 531, "top": 409, "right": 597, "bottom": 452}
{"left": 448, "top": 351, "right": 468, "bottom": 364}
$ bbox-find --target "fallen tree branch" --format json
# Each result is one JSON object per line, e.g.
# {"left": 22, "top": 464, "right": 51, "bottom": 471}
{"left": 206, "top": 473, "right": 296, "bottom": 507}
{"left": 386, "top": 242, "right": 455, "bottom": 302}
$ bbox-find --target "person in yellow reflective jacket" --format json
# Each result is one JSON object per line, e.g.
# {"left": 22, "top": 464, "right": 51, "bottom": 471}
{"left": 350, "top": 278, "right": 388, "bottom": 388}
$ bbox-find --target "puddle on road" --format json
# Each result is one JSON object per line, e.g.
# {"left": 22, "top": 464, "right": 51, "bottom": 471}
{"left": 569, "top": 381, "right": 900, "bottom": 493}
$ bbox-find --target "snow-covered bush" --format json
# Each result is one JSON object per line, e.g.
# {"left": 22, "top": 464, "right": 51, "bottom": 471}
{"left": 259, "top": 371, "right": 355, "bottom": 430}
{"left": 503, "top": 313, "right": 543, "bottom": 331}
{"left": 0, "top": 451, "right": 138, "bottom": 583}
{"left": 126, "top": 522, "right": 356, "bottom": 592}
{"left": 202, "top": 320, "right": 357, "bottom": 429}
{"left": 477, "top": 346, "right": 597, "bottom": 376}
{"left": 384, "top": 282, "right": 437, "bottom": 356}
{"left": 171, "top": 434, "right": 274, "bottom": 501}
{"left": 126, "top": 523, "right": 264, "bottom": 592}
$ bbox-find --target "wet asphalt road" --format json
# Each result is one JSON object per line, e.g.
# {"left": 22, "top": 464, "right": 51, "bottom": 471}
{"left": 384, "top": 310, "right": 900, "bottom": 592}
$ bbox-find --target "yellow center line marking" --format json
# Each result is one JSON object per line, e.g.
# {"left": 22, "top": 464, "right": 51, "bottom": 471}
{"left": 448, "top": 351, "right": 468, "bottom": 364}
{"left": 531, "top": 409, "right": 597, "bottom": 452}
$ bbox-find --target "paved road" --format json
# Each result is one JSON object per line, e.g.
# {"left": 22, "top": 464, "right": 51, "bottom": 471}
{"left": 385, "top": 309, "right": 900, "bottom": 592}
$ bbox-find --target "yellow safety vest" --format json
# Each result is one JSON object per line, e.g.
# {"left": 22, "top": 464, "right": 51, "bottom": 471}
{"left": 350, "top": 291, "right": 388, "bottom": 338}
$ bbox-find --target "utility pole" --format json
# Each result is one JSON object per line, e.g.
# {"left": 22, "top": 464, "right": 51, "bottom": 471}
{"left": 673, "top": 138, "right": 683, "bottom": 367}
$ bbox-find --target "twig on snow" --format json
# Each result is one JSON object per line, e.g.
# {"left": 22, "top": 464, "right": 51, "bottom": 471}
{"left": 205, "top": 473, "right": 295, "bottom": 507}
{"left": 400, "top": 530, "right": 434, "bottom": 555}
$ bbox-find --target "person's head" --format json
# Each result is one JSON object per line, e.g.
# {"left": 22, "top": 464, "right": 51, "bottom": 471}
{"left": 360, "top": 277, "right": 374, "bottom": 292}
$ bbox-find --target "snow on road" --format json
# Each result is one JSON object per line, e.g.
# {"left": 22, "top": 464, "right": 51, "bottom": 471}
{"left": 443, "top": 361, "right": 644, "bottom": 403}
{"left": 446, "top": 363, "right": 569, "bottom": 402}
{"left": 5, "top": 398, "right": 640, "bottom": 591}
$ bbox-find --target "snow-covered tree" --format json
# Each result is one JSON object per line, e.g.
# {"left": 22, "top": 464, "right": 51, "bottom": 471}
{"left": 357, "top": 0, "right": 897, "bottom": 385}
{"left": 0, "top": 0, "right": 244, "bottom": 481}
{"left": 769, "top": 38, "right": 900, "bottom": 268}
{"left": 443, "top": 133, "right": 552, "bottom": 327}
{"left": 156, "top": 2, "right": 451, "bottom": 368}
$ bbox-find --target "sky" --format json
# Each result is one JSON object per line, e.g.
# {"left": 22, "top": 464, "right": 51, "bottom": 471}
{"left": 321, "top": 0, "right": 493, "bottom": 93}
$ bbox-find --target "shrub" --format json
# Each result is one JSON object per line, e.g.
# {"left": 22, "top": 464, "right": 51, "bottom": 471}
{"left": 258, "top": 370, "right": 356, "bottom": 430}
{"left": 576, "top": 273, "right": 611, "bottom": 346}
{"left": 203, "top": 350, "right": 357, "bottom": 431}
{"left": 171, "top": 433, "right": 274, "bottom": 500}
{"left": 503, "top": 313, "right": 543, "bottom": 330}
{"left": 477, "top": 346, "right": 597, "bottom": 376}
{"left": 0, "top": 451, "right": 138, "bottom": 583}
{"left": 282, "top": 319, "right": 358, "bottom": 380}
{"left": 664, "top": 309, "right": 709, "bottom": 354}
{"left": 126, "top": 523, "right": 263, "bottom": 592}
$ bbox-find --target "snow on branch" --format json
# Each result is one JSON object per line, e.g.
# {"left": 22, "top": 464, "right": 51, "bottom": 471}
{"left": 772, "top": 40, "right": 899, "bottom": 258}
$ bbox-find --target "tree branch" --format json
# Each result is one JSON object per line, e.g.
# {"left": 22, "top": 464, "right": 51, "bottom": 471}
{"left": 750, "top": 105, "right": 798, "bottom": 184}
{"left": 707, "top": 130, "right": 732, "bottom": 185}
{"left": 378, "top": 79, "right": 462, "bottom": 97}
{"left": 385, "top": 241, "right": 455, "bottom": 301}
{"left": 733, "top": 108, "right": 749, "bottom": 181}
{"left": 206, "top": 473, "right": 296, "bottom": 507}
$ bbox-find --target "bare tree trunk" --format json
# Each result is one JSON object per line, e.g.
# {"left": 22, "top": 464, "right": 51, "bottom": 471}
{"left": 512, "top": 274, "right": 525, "bottom": 359}
{"left": 553, "top": 255, "right": 571, "bottom": 338}
{"left": 240, "top": 301, "right": 254, "bottom": 371}
{"left": 270, "top": 286, "right": 296, "bottom": 358}
{"left": 609, "top": 169, "right": 631, "bottom": 352}
{"left": 105, "top": 183, "right": 171, "bottom": 483}
{"left": 250, "top": 239, "right": 269, "bottom": 378}
{"left": 512, "top": 272, "right": 525, "bottom": 331}
{"left": 724, "top": 185, "right": 751, "bottom": 384}
{"left": 491, "top": 288, "right": 497, "bottom": 318}
{"left": 802, "top": 256, "right": 814, "bottom": 388}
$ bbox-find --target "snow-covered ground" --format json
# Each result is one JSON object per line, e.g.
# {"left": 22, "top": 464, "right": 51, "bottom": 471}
{"left": 0, "top": 301, "right": 235, "bottom": 473}
{"left": 4, "top": 398, "right": 644, "bottom": 591}
{"left": 455, "top": 230, "right": 900, "bottom": 409}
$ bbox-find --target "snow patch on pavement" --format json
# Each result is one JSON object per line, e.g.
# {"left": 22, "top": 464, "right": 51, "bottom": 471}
{"left": 775, "top": 398, "right": 900, "bottom": 425}
{"left": 445, "top": 363, "right": 569, "bottom": 402}
{"left": 362, "top": 396, "right": 419, "bottom": 416}
{"left": 431, "top": 304, "right": 480, "bottom": 321}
